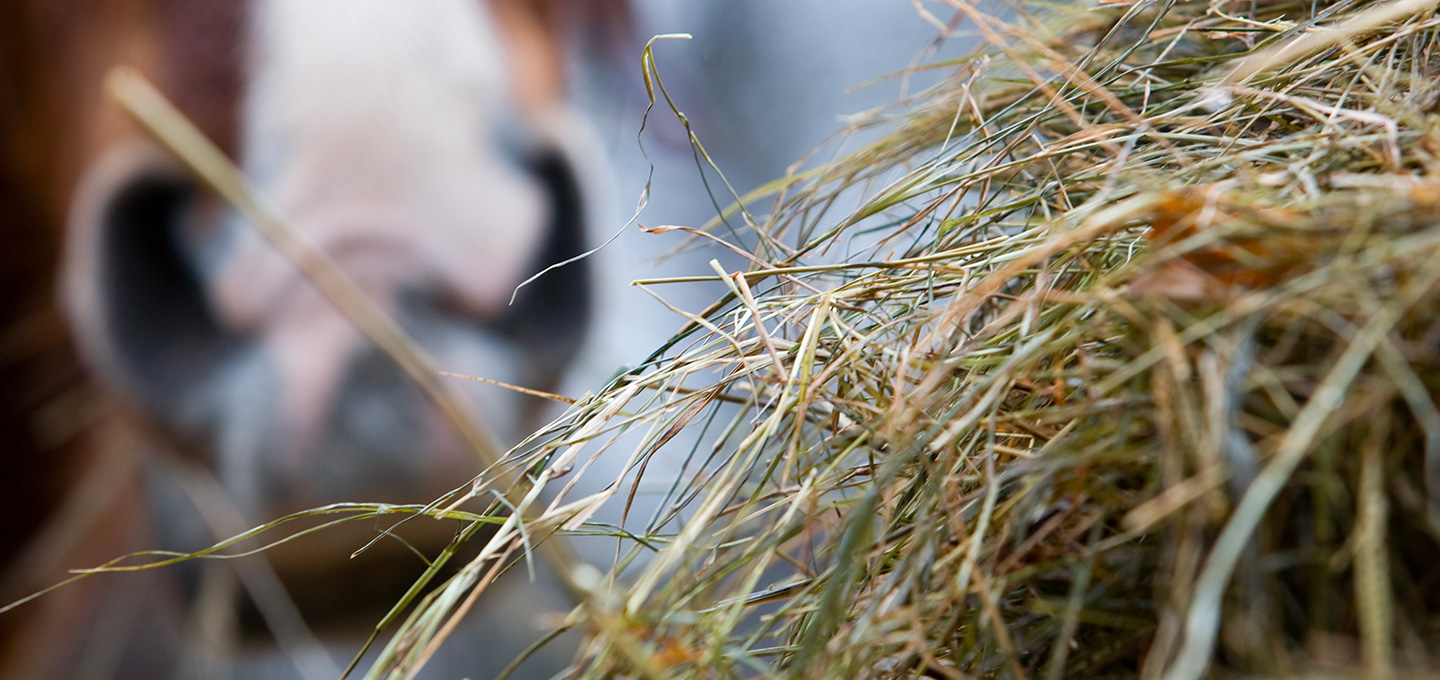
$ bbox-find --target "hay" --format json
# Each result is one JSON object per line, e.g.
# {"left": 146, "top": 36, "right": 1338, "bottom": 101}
{"left": 486, "top": 0, "right": 1440, "bottom": 677}
{"left": 360, "top": 0, "right": 1440, "bottom": 676}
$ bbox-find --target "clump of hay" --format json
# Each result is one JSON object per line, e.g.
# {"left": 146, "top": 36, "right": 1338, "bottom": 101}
{"left": 379, "top": 0, "right": 1440, "bottom": 678}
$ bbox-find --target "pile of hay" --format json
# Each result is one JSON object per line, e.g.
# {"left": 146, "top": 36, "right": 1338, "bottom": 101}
{"left": 377, "top": 0, "right": 1440, "bottom": 677}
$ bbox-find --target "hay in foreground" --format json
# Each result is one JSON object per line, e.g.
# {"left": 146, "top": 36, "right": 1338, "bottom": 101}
{"left": 375, "top": 0, "right": 1440, "bottom": 678}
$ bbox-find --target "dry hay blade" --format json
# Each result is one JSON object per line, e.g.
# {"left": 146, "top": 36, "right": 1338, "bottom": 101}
{"left": 378, "top": 0, "right": 1440, "bottom": 677}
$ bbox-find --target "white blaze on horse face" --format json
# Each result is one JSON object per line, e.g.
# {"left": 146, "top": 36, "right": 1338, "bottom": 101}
{"left": 209, "top": 0, "right": 550, "bottom": 451}
{"left": 218, "top": 0, "right": 548, "bottom": 329}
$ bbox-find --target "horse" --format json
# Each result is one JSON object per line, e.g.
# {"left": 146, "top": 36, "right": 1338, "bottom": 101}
{"left": 0, "top": 1, "right": 627, "bottom": 677}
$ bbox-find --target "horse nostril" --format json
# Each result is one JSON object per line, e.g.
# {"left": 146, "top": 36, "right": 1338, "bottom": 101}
{"left": 62, "top": 146, "right": 236, "bottom": 424}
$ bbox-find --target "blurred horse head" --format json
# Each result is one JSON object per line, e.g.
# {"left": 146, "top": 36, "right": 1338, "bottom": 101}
{"left": 0, "top": 0, "right": 623, "bottom": 676}
{"left": 64, "top": 0, "right": 596, "bottom": 518}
